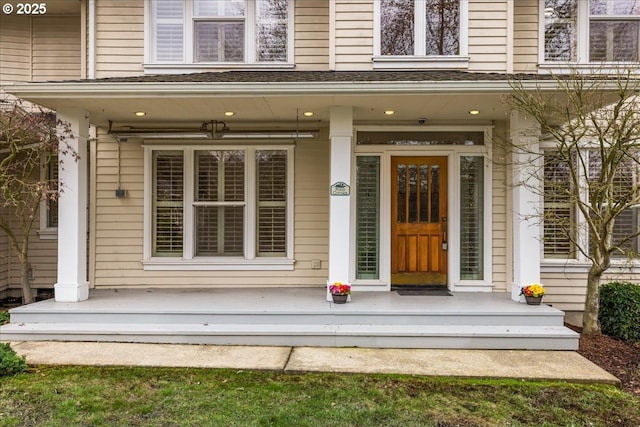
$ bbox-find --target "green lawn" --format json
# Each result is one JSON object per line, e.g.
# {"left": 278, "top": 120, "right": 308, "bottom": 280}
{"left": 1, "top": 366, "right": 638, "bottom": 427}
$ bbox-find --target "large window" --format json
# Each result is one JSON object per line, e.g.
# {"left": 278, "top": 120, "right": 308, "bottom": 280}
{"left": 379, "top": 0, "right": 460, "bottom": 55}
{"left": 147, "top": 146, "right": 293, "bottom": 268}
{"left": 543, "top": 150, "right": 640, "bottom": 260}
{"left": 150, "top": 0, "right": 292, "bottom": 65}
{"left": 543, "top": 0, "right": 640, "bottom": 63}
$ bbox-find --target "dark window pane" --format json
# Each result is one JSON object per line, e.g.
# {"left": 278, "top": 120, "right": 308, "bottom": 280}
{"left": 425, "top": 0, "right": 460, "bottom": 55}
{"left": 381, "top": 0, "right": 415, "bottom": 55}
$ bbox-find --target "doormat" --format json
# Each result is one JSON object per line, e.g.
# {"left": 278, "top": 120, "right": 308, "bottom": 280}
{"left": 392, "top": 285, "right": 452, "bottom": 296}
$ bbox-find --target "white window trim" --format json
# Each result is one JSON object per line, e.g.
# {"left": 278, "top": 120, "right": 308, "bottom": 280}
{"left": 38, "top": 155, "right": 57, "bottom": 240}
{"left": 538, "top": 0, "right": 640, "bottom": 69}
{"left": 351, "top": 125, "right": 493, "bottom": 291}
{"left": 142, "top": 143, "right": 294, "bottom": 271}
{"left": 540, "top": 143, "right": 640, "bottom": 268}
{"left": 373, "top": 0, "right": 469, "bottom": 70}
{"left": 144, "top": 0, "right": 295, "bottom": 73}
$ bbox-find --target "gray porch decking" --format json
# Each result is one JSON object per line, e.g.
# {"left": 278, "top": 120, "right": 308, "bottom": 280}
{"left": 0, "top": 288, "right": 579, "bottom": 350}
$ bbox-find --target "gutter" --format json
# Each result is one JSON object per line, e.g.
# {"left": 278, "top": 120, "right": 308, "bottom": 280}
{"left": 3, "top": 79, "right": 567, "bottom": 99}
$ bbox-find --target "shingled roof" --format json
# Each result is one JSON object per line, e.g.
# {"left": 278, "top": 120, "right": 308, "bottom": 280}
{"left": 61, "top": 70, "right": 552, "bottom": 84}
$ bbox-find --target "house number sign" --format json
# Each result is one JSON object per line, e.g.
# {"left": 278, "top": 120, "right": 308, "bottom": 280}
{"left": 330, "top": 182, "right": 350, "bottom": 196}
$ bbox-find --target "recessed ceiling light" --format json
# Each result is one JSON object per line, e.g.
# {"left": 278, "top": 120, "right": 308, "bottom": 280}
{"left": 134, "top": 111, "right": 146, "bottom": 117}
{"left": 303, "top": 111, "right": 314, "bottom": 117}
{"left": 469, "top": 110, "right": 480, "bottom": 115}
{"left": 224, "top": 111, "right": 235, "bottom": 116}
{"left": 384, "top": 110, "right": 395, "bottom": 115}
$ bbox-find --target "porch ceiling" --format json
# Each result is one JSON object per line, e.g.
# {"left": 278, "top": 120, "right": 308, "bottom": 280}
{"left": 4, "top": 70, "right": 551, "bottom": 128}
{"left": 15, "top": 92, "right": 511, "bottom": 127}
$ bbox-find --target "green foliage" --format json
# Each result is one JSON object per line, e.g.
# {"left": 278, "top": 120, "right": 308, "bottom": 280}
{"left": 0, "top": 343, "right": 27, "bottom": 377}
{"left": 0, "top": 310, "right": 9, "bottom": 325}
{"left": 599, "top": 281, "right": 640, "bottom": 344}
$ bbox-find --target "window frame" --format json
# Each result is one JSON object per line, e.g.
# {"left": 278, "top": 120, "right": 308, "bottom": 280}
{"left": 541, "top": 143, "right": 640, "bottom": 271}
{"left": 372, "top": 0, "right": 469, "bottom": 70}
{"left": 351, "top": 125, "right": 493, "bottom": 291}
{"left": 539, "top": 0, "right": 640, "bottom": 69}
{"left": 144, "top": 0, "right": 295, "bottom": 73}
{"left": 143, "top": 144, "right": 295, "bottom": 271}
{"left": 38, "top": 154, "right": 58, "bottom": 240}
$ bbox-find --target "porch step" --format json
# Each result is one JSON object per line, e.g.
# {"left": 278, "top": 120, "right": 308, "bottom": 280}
{"left": 8, "top": 310, "right": 566, "bottom": 327}
{"left": 0, "top": 322, "right": 579, "bottom": 350}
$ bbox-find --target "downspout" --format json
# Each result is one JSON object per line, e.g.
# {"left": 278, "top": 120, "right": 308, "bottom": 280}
{"left": 88, "top": 0, "right": 96, "bottom": 79}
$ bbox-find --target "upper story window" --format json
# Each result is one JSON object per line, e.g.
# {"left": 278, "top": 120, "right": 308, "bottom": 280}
{"left": 543, "top": 0, "right": 640, "bottom": 63}
{"left": 149, "top": 0, "right": 292, "bottom": 66}
{"left": 374, "top": 0, "right": 469, "bottom": 69}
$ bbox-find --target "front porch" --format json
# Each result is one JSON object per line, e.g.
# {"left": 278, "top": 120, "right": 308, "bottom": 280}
{"left": 1, "top": 288, "right": 579, "bottom": 350}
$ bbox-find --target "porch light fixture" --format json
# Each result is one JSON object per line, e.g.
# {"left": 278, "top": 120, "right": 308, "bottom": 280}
{"left": 469, "top": 110, "right": 480, "bottom": 115}
{"left": 224, "top": 111, "right": 235, "bottom": 116}
{"left": 384, "top": 110, "right": 395, "bottom": 115}
{"left": 134, "top": 111, "right": 146, "bottom": 117}
{"left": 303, "top": 111, "right": 314, "bottom": 117}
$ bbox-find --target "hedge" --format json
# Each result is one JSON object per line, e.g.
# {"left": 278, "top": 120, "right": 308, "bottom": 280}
{"left": 599, "top": 281, "right": 640, "bottom": 344}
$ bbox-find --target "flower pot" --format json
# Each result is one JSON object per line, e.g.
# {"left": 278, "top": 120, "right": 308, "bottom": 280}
{"left": 332, "top": 294, "right": 348, "bottom": 304}
{"left": 525, "top": 296, "right": 543, "bottom": 305}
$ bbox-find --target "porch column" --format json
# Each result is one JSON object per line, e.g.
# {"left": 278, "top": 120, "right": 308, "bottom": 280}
{"left": 54, "top": 108, "right": 89, "bottom": 302}
{"left": 327, "top": 106, "right": 353, "bottom": 298}
{"left": 510, "top": 110, "right": 542, "bottom": 301}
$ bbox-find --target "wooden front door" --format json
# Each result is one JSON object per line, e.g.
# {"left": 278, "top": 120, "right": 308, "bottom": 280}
{"left": 391, "top": 156, "right": 448, "bottom": 286}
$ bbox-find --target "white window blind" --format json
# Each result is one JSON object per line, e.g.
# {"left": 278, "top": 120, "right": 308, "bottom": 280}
{"left": 356, "top": 156, "right": 380, "bottom": 279}
{"left": 543, "top": 152, "right": 575, "bottom": 258}
{"left": 588, "top": 151, "right": 640, "bottom": 256}
{"left": 256, "top": 150, "right": 287, "bottom": 256}
{"left": 459, "top": 156, "right": 483, "bottom": 280}
{"left": 154, "top": 0, "right": 184, "bottom": 61}
{"left": 153, "top": 151, "right": 184, "bottom": 256}
{"left": 45, "top": 155, "right": 58, "bottom": 228}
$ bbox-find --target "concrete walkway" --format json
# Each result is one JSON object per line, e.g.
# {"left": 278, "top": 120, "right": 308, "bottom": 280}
{"left": 6, "top": 341, "right": 620, "bottom": 385}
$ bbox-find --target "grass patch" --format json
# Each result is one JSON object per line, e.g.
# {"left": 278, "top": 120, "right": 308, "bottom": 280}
{"left": 0, "top": 366, "right": 638, "bottom": 426}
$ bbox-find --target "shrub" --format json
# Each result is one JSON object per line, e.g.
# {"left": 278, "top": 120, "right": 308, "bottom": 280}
{"left": 599, "top": 281, "right": 640, "bottom": 344}
{"left": 0, "top": 310, "right": 9, "bottom": 325}
{"left": 0, "top": 343, "right": 27, "bottom": 377}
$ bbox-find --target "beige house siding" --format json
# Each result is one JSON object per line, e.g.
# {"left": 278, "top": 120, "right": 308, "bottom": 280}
{"left": 543, "top": 269, "right": 640, "bottom": 312}
{"left": 513, "top": 0, "right": 539, "bottom": 73}
{"left": 333, "top": 0, "right": 374, "bottom": 71}
{"left": 94, "top": 0, "right": 144, "bottom": 78}
{"left": 467, "top": 1, "right": 508, "bottom": 72}
{"left": 491, "top": 122, "right": 509, "bottom": 291}
{"left": 0, "top": 15, "right": 31, "bottom": 82}
{"left": 92, "top": 131, "right": 330, "bottom": 288}
{"left": 31, "top": 16, "right": 82, "bottom": 81}
{"left": 294, "top": 1, "right": 330, "bottom": 70}
{"left": 0, "top": 14, "right": 81, "bottom": 83}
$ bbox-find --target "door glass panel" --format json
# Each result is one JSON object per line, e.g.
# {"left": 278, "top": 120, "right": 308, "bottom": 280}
{"left": 397, "top": 165, "right": 406, "bottom": 222}
{"left": 430, "top": 165, "right": 440, "bottom": 223}
{"left": 460, "top": 156, "right": 483, "bottom": 280}
{"left": 408, "top": 165, "right": 418, "bottom": 223}
{"left": 419, "top": 165, "right": 429, "bottom": 222}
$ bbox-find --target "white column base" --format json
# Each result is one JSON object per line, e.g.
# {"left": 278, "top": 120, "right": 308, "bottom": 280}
{"left": 55, "top": 282, "right": 89, "bottom": 302}
{"left": 511, "top": 283, "right": 525, "bottom": 303}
